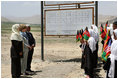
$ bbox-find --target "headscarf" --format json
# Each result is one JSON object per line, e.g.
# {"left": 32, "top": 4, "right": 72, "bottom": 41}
{"left": 88, "top": 37, "right": 96, "bottom": 53}
{"left": 10, "top": 24, "right": 22, "bottom": 41}
{"left": 80, "top": 29, "right": 83, "bottom": 35}
{"left": 12, "top": 24, "right": 20, "bottom": 34}
{"left": 91, "top": 25, "right": 99, "bottom": 42}
{"left": 91, "top": 25, "right": 98, "bottom": 34}
{"left": 88, "top": 29, "right": 94, "bottom": 37}
{"left": 89, "top": 28, "right": 99, "bottom": 42}
{"left": 107, "top": 24, "right": 113, "bottom": 35}
{"left": 26, "top": 24, "right": 30, "bottom": 27}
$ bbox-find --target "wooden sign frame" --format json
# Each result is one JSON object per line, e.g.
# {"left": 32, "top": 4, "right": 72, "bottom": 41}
{"left": 44, "top": 1, "right": 94, "bottom": 6}
{"left": 44, "top": 7, "right": 94, "bottom": 36}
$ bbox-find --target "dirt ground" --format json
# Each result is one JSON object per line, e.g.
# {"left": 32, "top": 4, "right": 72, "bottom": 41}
{"left": 1, "top": 32, "right": 106, "bottom": 78}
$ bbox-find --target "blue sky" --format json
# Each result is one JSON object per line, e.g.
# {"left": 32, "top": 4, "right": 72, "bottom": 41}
{"left": 1, "top": 1, "right": 41, "bottom": 17}
{"left": 98, "top": 1, "right": 117, "bottom": 16}
{"left": 1, "top": 1, "right": 117, "bottom": 17}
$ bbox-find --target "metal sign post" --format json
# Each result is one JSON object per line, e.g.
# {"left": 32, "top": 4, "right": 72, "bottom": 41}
{"left": 95, "top": 1, "right": 98, "bottom": 26}
{"left": 41, "top": 1, "right": 44, "bottom": 61}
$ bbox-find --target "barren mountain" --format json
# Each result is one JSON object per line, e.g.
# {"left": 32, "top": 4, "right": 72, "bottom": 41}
{"left": 1, "top": 14, "right": 117, "bottom": 25}
{"left": 98, "top": 15, "right": 117, "bottom": 25}
{"left": 3, "top": 15, "right": 41, "bottom": 24}
{"left": 9, "top": 15, "right": 41, "bottom": 24}
{"left": 1, "top": 16, "right": 12, "bottom": 22}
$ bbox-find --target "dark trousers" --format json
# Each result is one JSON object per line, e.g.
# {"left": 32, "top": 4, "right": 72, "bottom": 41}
{"left": 81, "top": 53, "right": 85, "bottom": 69}
{"left": 114, "top": 60, "right": 117, "bottom": 78}
{"left": 93, "top": 42, "right": 98, "bottom": 68}
{"left": 11, "top": 58, "right": 21, "bottom": 78}
{"left": 26, "top": 48, "right": 34, "bottom": 71}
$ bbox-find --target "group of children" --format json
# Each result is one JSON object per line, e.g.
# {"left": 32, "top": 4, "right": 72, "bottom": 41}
{"left": 77, "top": 25, "right": 99, "bottom": 78}
{"left": 77, "top": 21, "right": 117, "bottom": 78}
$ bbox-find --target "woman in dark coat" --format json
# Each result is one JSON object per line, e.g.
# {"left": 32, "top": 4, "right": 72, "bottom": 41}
{"left": 83, "top": 37, "right": 96, "bottom": 78}
{"left": 10, "top": 24, "right": 23, "bottom": 78}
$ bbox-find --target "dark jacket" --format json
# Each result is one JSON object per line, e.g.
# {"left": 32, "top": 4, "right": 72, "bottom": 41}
{"left": 26, "top": 32, "right": 35, "bottom": 46}
{"left": 10, "top": 40, "right": 23, "bottom": 58}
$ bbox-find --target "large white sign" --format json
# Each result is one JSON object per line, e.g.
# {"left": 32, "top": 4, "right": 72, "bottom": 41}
{"left": 45, "top": 8, "right": 93, "bottom": 35}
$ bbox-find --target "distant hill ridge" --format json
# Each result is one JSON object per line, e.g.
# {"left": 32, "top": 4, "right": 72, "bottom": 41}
{"left": 98, "top": 14, "right": 117, "bottom": 26}
{"left": 1, "top": 15, "right": 117, "bottom": 25}
{"left": 1, "top": 15, "right": 41, "bottom": 24}
{"left": 1, "top": 16, "right": 12, "bottom": 22}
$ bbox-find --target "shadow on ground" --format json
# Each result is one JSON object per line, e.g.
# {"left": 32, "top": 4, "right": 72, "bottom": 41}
{"left": 54, "top": 57, "right": 104, "bottom": 78}
{"left": 20, "top": 76, "right": 32, "bottom": 78}
{"left": 53, "top": 58, "right": 82, "bottom": 62}
{"left": 93, "top": 57, "right": 104, "bottom": 78}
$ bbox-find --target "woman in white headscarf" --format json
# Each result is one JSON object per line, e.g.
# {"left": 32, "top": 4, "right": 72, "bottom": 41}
{"left": 91, "top": 25, "right": 98, "bottom": 33}
{"left": 107, "top": 24, "right": 114, "bottom": 40}
{"left": 107, "top": 24, "right": 113, "bottom": 33}
{"left": 10, "top": 24, "right": 23, "bottom": 78}
{"left": 88, "top": 29, "right": 94, "bottom": 37}
{"left": 88, "top": 37, "right": 96, "bottom": 53}
{"left": 91, "top": 25, "right": 99, "bottom": 68}
{"left": 108, "top": 29, "right": 117, "bottom": 78}
{"left": 83, "top": 36, "right": 96, "bottom": 78}
{"left": 91, "top": 25, "right": 99, "bottom": 42}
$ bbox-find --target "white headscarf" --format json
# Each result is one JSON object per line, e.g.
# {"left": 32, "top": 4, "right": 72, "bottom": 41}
{"left": 107, "top": 24, "right": 113, "bottom": 35}
{"left": 26, "top": 24, "right": 30, "bottom": 27}
{"left": 91, "top": 25, "right": 98, "bottom": 34}
{"left": 10, "top": 24, "right": 22, "bottom": 41}
{"left": 88, "top": 29, "right": 94, "bottom": 37}
{"left": 88, "top": 37, "right": 96, "bottom": 53}
{"left": 91, "top": 25, "right": 99, "bottom": 42}
{"left": 89, "top": 28, "right": 99, "bottom": 42}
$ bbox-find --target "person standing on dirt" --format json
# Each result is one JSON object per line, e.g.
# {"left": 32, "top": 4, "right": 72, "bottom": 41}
{"left": 80, "top": 27, "right": 96, "bottom": 78}
{"left": 19, "top": 24, "right": 32, "bottom": 75}
{"left": 10, "top": 24, "right": 23, "bottom": 78}
{"left": 108, "top": 29, "right": 117, "bottom": 78}
{"left": 90, "top": 25, "right": 99, "bottom": 68}
{"left": 26, "top": 24, "right": 36, "bottom": 72}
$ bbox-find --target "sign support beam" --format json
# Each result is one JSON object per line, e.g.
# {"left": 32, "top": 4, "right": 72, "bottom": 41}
{"left": 41, "top": 1, "right": 44, "bottom": 61}
{"left": 95, "top": 1, "right": 98, "bottom": 26}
